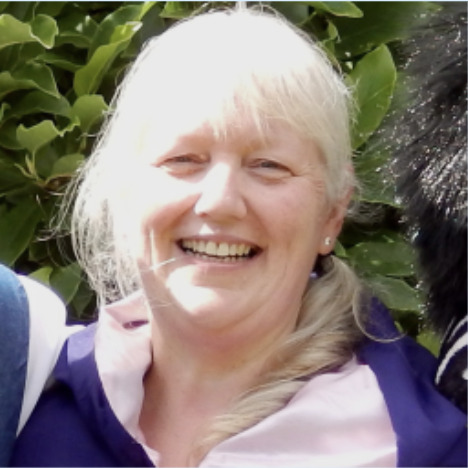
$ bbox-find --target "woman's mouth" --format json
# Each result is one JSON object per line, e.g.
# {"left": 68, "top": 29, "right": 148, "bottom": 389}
{"left": 178, "top": 239, "right": 260, "bottom": 262}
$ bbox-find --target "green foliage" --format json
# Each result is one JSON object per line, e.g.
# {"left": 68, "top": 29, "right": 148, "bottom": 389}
{"left": 0, "top": 1, "right": 161, "bottom": 318}
{"left": 347, "top": 44, "right": 396, "bottom": 150}
{"left": 0, "top": 1, "right": 438, "bottom": 348}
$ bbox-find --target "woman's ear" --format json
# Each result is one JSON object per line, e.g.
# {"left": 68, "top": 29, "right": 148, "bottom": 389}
{"left": 318, "top": 184, "right": 353, "bottom": 256}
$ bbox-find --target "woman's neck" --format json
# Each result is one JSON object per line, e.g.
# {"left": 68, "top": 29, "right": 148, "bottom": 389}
{"left": 139, "top": 317, "right": 291, "bottom": 466}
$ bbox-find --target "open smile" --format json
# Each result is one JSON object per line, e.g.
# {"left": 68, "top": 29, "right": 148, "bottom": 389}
{"left": 177, "top": 239, "right": 261, "bottom": 262}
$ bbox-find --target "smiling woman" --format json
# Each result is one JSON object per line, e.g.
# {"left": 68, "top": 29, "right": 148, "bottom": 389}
{"left": 69, "top": 6, "right": 354, "bottom": 306}
{"left": 11, "top": 5, "right": 466, "bottom": 468}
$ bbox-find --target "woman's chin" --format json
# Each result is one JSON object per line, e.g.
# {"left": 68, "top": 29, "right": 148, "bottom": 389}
{"left": 172, "top": 282, "right": 231, "bottom": 310}
{"left": 163, "top": 281, "right": 251, "bottom": 330}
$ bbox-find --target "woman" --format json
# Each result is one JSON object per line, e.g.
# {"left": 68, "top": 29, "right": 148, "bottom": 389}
{"left": 11, "top": 7, "right": 466, "bottom": 467}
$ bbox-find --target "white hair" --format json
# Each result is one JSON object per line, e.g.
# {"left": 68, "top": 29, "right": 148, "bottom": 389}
{"left": 68, "top": 7, "right": 356, "bottom": 304}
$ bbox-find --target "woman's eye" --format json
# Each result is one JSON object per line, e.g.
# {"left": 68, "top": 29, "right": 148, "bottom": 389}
{"left": 156, "top": 154, "right": 205, "bottom": 175}
{"left": 168, "top": 154, "right": 201, "bottom": 164}
{"left": 250, "top": 159, "right": 292, "bottom": 179}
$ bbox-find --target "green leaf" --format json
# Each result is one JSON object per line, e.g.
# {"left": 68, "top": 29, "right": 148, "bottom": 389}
{"left": 5, "top": 90, "right": 71, "bottom": 120}
{"left": 29, "top": 265, "right": 53, "bottom": 286}
{"left": 0, "top": 158, "right": 32, "bottom": 195}
{"left": 49, "top": 153, "right": 84, "bottom": 178}
{"left": 74, "top": 24, "right": 140, "bottom": 96}
{"left": 28, "top": 238, "right": 52, "bottom": 263}
{"left": 38, "top": 50, "right": 82, "bottom": 73}
{"left": 160, "top": 2, "right": 197, "bottom": 19}
{"left": 339, "top": 223, "right": 406, "bottom": 250}
{"left": 70, "top": 279, "right": 96, "bottom": 319}
{"left": 17, "top": 121, "right": 61, "bottom": 156}
{"left": 0, "top": 41, "right": 43, "bottom": 70}
{"left": 16, "top": 118, "right": 78, "bottom": 157}
{"left": 334, "top": 239, "right": 347, "bottom": 258}
{"left": 71, "top": 95, "right": 108, "bottom": 133}
{"left": 89, "top": 4, "right": 153, "bottom": 53}
{"left": 34, "top": 2, "right": 67, "bottom": 18}
{"left": 13, "top": 62, "right": 59, "bottom": 95}
{"left": 367, "top": 275, "right": 421, "bottom": 312}
{"left": 34, "top": 145, "right": 59, "bottom": 179}
{"left": 55, "top": 10, "right": 98, "bottom": 48}
{"left": 0, "top": 198, "right": 42, "bottom": 266}
{"left": 0, "top": 120, "right": 21, "bottom": 150}
{"left": 0, "top": 14, "right": 35, "bottom": 48}
{"left": 347, "top": 240, "right": 416, "bottom": 277}
{"left": 272, "top": 2, "right": 310, "bottom": 25}
{"left": 50, "top": 262, "right": 82, "bottom": 304}
{"left": 0, "top": 13, "right": 57, "bottom": 50}
{"left": 308, "top": 2, "right": 363, "bottom": 18}
{"left": 417, "top": 328, "right": 441, "bottom": 357}
{"left": 30, "top": 14, "right": 58, "bottom": 48}
{"left": 348, "top": 45, "right": 396, "bottom": 149}
{"left": 0, "top": 101, "right": 10, "bottom": 121}
{"left": 3, "top": 3, "right": 35, "bottom": 22}
{"left": 325, "top": 19, "right": 338, "bottom": 41}
{"left": 333, "top": 2, "right": 438, "bottom": 59}
{"left": 129, "top": 2, "right": 165, "bottom": 49}
{"left": 0, "top": 62, "right": 59, "bottom": 99}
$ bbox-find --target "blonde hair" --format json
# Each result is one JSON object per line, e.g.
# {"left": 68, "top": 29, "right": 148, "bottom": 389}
{"left": 193, "top": 255, "right": 364, "bottom": 461}
{"left": 66, "top": 6, "right": 366, "bottom": 457}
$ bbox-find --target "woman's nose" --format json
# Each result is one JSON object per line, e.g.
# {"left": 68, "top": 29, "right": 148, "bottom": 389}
{"left": 194, "top": 162, "right": 247, "bottom": 221}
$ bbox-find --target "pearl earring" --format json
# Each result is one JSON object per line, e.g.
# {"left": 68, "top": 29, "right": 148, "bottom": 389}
{"left": 324, "top": 237, "right": 332, "bottom": 246}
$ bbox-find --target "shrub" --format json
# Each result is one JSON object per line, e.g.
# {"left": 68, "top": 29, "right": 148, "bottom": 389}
{"left": 0, "top": 1, "right": 440, "bottom": 353}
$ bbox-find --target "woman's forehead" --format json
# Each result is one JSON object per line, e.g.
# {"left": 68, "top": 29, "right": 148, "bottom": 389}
{"left": 140, "top": 113, "right": 307, "bottom": 155}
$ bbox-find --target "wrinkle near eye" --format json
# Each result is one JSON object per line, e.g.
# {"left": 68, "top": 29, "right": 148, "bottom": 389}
{"left": 247, "top": 158, "right": 293, "bottom": 181}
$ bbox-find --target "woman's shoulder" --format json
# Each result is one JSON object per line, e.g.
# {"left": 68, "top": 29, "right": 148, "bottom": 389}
{"left": 357, "top": 299, "right": 467, "bottom": 467}
{"left": 11, "top": 378, "right": 120, "bottom": 466}
{"left": 11, "top": 323, "right": 154, "bottom": 467}
{"left": 202, "top": 356, "right": 398, "bottom": 467}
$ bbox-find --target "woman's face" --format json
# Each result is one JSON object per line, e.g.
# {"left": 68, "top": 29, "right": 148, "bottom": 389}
{"left": 127, "top": 117, "right": 348, "bottom": 339}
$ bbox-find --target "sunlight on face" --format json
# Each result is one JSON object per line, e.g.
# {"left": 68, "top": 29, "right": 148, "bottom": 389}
{"left": 122, "top": 115, "right": 343, "bottom": 341}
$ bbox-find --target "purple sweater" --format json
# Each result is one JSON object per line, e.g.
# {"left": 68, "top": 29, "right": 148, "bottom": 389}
{"left": 11, "top": 300, "right": 467, "bottom": 467}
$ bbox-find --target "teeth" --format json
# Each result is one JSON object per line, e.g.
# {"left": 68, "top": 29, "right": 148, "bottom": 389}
{"left": 181, "top": 240, "right": 254, "bottom": 258}
{"left": 218, "top": 242, "right": 230, "bottom": 256}
{"left": 206, "top": 241, "right": 217, "bottom": 256}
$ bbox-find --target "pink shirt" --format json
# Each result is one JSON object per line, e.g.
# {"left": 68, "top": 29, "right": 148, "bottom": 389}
{"left": 95, "top": 293, "right": 397, "bottom": 467}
